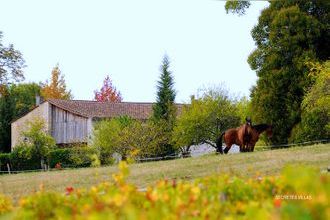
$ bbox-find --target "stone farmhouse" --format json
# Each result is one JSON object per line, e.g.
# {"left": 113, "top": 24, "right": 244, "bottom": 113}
{"left": 11, "top": 99, "right": 183, "bottom": 150}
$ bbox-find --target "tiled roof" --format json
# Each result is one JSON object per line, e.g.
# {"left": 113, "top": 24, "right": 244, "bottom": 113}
{"left": 47, "top": 99, "right": 184, "bottom": 120}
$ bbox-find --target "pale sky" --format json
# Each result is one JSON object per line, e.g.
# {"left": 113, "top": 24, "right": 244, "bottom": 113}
{"left": 0, "top": 0, "right": 268, "bottom": 103}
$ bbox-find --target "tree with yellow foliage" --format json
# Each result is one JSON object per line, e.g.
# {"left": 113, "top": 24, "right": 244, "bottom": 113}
{"left": 41, "top": 64, "right": 72, "bottom": 100}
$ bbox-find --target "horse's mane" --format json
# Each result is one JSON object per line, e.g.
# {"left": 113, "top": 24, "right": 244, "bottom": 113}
{"left": 252, "top": 124, "right": 271, "bottom": 133}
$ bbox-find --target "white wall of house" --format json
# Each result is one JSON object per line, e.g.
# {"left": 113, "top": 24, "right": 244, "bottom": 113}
{"left": 11, "top": 102, "right": 51, "bottom": 150}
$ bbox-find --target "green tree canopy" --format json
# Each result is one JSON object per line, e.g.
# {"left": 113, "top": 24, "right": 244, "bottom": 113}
{"left": 10, "top": 83, "right": 41, "bottom": 117}
{"left": 225, "top": 1, "right": 250, "bottom": 16}
{"left": 0, "top": 31, "right": 25, "bottom": 87}
{"left": 0, "top": 83, "right": 41, "bottom": 152}
{"left": 226, "top": 1, "right": 330, "bottom": 144}
{"left": 172, "top": 87, "right": 240, "bottom": 153}
{"left": 92, "top": 117, "right": 172, "bottom": 163}
{"left": 0, "top": 86, "right": 15, "bottom": 152}
{"left": 92, "top": 117, "right": 125, "bottom": 164}
{"left": 290, "top": 61, "right": 330, "bottom": 142}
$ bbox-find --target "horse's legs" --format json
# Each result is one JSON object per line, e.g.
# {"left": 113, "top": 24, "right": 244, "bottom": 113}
{"left": 239, "top": 145, "right": 245, "bottom": 152}
{"left": 240, "top": 144, "right": 247, "bottom": 152}
{"left": 223, "top": 145, "right": 232, "bottom": 154}
{"left": 216, "top": 145, "right": 223, "bottom": 154}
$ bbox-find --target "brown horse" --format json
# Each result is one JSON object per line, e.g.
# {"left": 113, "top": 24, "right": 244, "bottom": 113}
{"left": 216, "top": 122, "right": 253, "bottom": 154}
{"left": 216, "top": 123, "right": 273, "bottom": 154}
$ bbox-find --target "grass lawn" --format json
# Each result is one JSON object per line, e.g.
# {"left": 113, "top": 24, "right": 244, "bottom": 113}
{"left": 0, "top": 144, "right": 329, "bottom": 203}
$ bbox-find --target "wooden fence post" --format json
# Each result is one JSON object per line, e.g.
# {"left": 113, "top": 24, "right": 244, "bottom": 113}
{"left": 41, "top": 159, "right": 45, "bottom": 171}
{"left": 6, "top": 163, "right": 11, "bottom": 174}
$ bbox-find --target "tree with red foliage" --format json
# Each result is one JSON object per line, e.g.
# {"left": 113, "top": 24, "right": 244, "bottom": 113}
{"left": 94, "top": 75, "right": 122, "bottom": 102}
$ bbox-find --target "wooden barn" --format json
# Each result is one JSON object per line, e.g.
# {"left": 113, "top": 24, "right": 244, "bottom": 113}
{"left": 11, "top": 99, "right": 182, "bottom": 150}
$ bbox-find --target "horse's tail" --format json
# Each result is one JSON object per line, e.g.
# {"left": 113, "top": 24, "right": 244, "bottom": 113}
{"left": 215, "top": 132, "right": 225, "bottom": 154}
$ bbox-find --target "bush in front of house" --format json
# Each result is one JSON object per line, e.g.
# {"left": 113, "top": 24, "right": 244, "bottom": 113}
{"left": 3, "top": 145, "right": 100, "bottom": 172}
{"left": 48, "top": 148, "right": 71, "bottom": 168}
{"left": 7, "top": 118, "right": 101, "bottom": 171}
{"left": 21, "top": 118, "right": 56, "bottom": 164}
{"left": 91, "top": 118, "right": 121, "bottom": 165}
{"left": 49, "top": 146, "right": 100, "bottom": 168}
{"left": 65, "top": 145, "right": 100, "bottom": 168}
{"left": 1, "top": 144, "right": 45, "bottom": 172}
{"left": 6, "top": 118, "right": 56, "bottom": 171}
{"left": 10, "top": 144, "right": 41, "bottom": 171}
{"left": 92, "top": 117, "right": 173, "bottom": 164}
{"left": 92, "top": 116, "right": 136, "bottom": 164}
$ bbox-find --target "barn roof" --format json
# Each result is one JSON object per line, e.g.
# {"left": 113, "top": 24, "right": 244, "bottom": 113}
{"left": 47, "top": 99, "right": 184, "bottom": 120}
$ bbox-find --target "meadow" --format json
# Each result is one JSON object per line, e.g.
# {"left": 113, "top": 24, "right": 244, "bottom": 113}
{"left": 0, "top": 144, "right": 329, "bottom": 204}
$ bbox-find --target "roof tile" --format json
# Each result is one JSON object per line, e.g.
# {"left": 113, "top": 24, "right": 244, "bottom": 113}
{"left": 47, "top": 99, "right": 184, "bottom": 120}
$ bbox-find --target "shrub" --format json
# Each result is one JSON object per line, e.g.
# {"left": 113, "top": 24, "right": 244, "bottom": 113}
{"left": 49, "top": 146, "right": 100, "bottom": 168}
{"left": 68, "top": 146, "right": 99, "bottom": 168}
{"left": 21, "top": 118, "right": 56, "bottom": 161}
{"left": 48, "top": 148, "right": 71, "bottom": 168}
{"left": 1, "top": 164, "right": 328, "bottom": 219}
{"left": 90, "top": 154, "right": 101, "bottom": 167}
{"left": 92, "top": 117, "right": 174, "bottom": 163}
{"left": 92, "top": 118, "right": 123, "bottom": 164}
{"left": 10, "top": 144, "right": 40, "bottom": 171}
{"left": 127, "top": 120, "right": 172, "bottom": 158}
{"left": 3, "top": 145, "right": 100, "bottom": 171}
{"left": 290, "top": 61, "right": 330, "bottom": 142}
{"left": 92, "top": 116, "right": 144, "bottom": 164}
{"left": 7, "top": 119, "right": 56, "bottom": 171}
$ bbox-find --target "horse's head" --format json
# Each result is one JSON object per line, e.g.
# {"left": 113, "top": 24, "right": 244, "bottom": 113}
{"left": 245, "top": 117, "right": 252, "bottom": 126}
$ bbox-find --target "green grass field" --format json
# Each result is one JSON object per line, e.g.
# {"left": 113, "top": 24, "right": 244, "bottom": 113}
{"left": 0, "top": 144, "right": 329, "bottom": 203}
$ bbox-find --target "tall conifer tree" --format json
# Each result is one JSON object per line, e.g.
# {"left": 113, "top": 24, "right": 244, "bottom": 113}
{"left": 152, "top": 55, "right": 177, "bottom": 156}
{"left": 153, "top": 55, "right": 176, "bottom": 122}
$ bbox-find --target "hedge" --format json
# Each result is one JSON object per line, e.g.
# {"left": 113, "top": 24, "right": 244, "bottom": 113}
{"left": 1, "top": 146, "right": 100, "bottom": 172}
{"left": 10, "top": 145, "right": 41, "bottom": 171}
{"left": 48, "top": 148, "right": 71, "bottom": 168}
{"left": 49, "top": 146, "right": 99, "bottom": 168}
